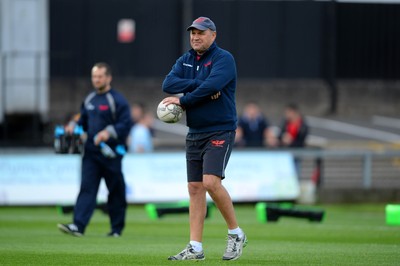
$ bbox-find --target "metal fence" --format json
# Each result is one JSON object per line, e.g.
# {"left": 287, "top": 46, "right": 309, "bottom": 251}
{"left": 289, "top": 149, "right": 400, "bottom": 189}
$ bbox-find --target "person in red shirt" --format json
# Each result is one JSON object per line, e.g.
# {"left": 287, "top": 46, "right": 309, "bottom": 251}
{"left": 279, "top": 104, "right": 308, "bottom": 147}
{"left": 267, "top": 104, "right": 309, "bottom": 178}
{"left": 269, "top": 103, "right": 308, "bottom": 148}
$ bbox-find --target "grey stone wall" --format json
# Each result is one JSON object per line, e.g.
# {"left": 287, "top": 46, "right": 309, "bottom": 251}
{"left": 49, "top": 78, "right": 400, "bottom": 124}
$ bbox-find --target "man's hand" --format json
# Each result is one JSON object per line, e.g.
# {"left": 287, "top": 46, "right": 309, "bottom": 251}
{"left": 162, "top": 97, "right": 181, "bottom": 106}
{"left": 64, "top": 120, "right": 77, "bottom": 135}
{"left": 94, "top": 130, "right": 111, "bottom": 146}
{"left": 282, "top": 133, "right": 293, "bottom": 146}
{"left": 65, "top": 124, "right": 75, "bottom": 135}
{"left": 211, "top": 91, "right": 221, "bottom": 100}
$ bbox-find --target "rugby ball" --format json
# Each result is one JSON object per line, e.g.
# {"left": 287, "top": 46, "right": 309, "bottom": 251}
{"left": 157, "top": 100, "right": 183, "bottom": 123}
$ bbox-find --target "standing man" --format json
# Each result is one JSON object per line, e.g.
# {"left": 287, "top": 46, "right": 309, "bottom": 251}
{"left": 268, "top": 103, "right": 309, "bottom": 148}
{"left": 236, "top": 102, "right": 270, "bottom": 147}
{"left": 162, "top": 17, "right": 247, "bottom": 261}
{"left": 278, "top": 103, "right": 309, "bottom": 148}
{"left": 58, "top": 62, "right": 132, "bottom": 237}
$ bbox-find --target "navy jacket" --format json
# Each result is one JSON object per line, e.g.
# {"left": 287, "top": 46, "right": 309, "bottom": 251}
{"left": 162, "top": 42, "right": 237, "bottom": 133}
{"left": 238, "top": 115, "right": 269, "bottom": 147}
{"left": 78, "top": 88, "right": 132, "bottom": 153}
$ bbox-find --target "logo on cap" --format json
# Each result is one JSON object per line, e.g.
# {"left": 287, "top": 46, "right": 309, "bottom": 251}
{"left": 194, "top": 17, "right": 206, "bottom": 23}
{"left": 187, "top": 16, "right": 216, "bottom": 32}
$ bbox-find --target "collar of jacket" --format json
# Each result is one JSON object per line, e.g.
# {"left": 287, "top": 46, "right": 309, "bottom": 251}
{"left": 189, "top": 42, "right": 217, "bottom": 58}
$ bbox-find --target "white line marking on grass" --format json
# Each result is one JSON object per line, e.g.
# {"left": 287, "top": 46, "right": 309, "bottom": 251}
{"left": 306, "top": 116, "right": 400, "bottom": 144}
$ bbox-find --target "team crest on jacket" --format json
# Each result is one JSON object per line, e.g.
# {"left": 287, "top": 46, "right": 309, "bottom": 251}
{"left": 211, "top": 140, "right": 225, "bottom": 147}
{"left": 99, "top": 105, "right": 109, "bottom": 111}
{"left": 204, "top": 61, "right": 212, "bottom": 67}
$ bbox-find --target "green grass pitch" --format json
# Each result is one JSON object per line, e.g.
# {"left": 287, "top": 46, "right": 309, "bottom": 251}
{"left": 0, "top": 204, "right": 399, "bottom": 265}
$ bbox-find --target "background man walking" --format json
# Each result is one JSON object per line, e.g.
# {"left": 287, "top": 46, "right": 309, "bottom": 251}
{"left": 58, "top": 62, "right": 131, "bottom": 237}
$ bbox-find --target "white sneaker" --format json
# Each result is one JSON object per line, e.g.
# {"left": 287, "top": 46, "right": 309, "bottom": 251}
{"left": 57, "top": 223, "right": 83, "bottom": 237}
{"left": 168, "top": 244, "right": 205, "bottom": 260}
{"left": 222, "top": 233, "right": 247, "bottom": 260}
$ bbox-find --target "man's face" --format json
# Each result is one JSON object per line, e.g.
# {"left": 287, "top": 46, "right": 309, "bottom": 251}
{"left": 244, "top": 103, "right": 260, "bottom": 120}
{"left": 285, "top": 109, "right": 297, "bottom": 121}
{"left": 91, "top": 66, "right": 111, "bottom": 92}
{"left": 131, "top": 105, "right": 144, "bottom": 122}
{"left": 190, "top": 29, "right": 216, "bottom": 54}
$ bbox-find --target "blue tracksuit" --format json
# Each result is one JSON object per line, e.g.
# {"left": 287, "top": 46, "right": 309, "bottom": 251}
{"left": 74, "top": 88, "right": 131, "bottom": 234}
{"left": 162, "top": 42, "right": 237, "bottom": 133}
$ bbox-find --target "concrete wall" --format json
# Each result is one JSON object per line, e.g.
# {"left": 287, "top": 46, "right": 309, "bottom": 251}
{"left": 337, "top": 81, "right": 400, "bottom": 116}
{"left": 50, "top": 78, "right": 400, "bottom": 125}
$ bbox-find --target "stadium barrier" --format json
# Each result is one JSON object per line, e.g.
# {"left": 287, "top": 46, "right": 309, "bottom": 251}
{"left": 287, "top": 149, "right": 400, "bottom": 189}
{"left": 1, "top": 149, "right": 400, "bottom": 205}
{"left": 0, "top": 151, "right": 299, "bottom": 205}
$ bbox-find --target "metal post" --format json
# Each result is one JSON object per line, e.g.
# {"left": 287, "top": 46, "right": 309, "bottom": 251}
{"left": 362, "top": 153, "right": 372, "bottom": 188}
{"left": 327, "top": 0, "right": 337, "bottom": 114}
{"left": 181, "top": 0, "right": 193, "bottom": 54}
{"left": 33, "top": 51, "right": 41, "bottom": 143}
{"left": 1, "top": 53, "right": 8, "bottom": 141}
{"left": 315, "top": 157, "right": 323, "bottom": 187}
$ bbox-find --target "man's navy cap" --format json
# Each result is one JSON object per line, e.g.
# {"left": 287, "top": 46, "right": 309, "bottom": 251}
{"left": 186, "top": 17, "right": 216, "bottom": 32}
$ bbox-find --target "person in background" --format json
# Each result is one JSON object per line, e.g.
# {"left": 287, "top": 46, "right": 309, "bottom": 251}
{"left": 57, "top": 62, "right": 131, "bottom": 237}
{"left": 268, "top": 103, "right": 309, "bottom": 177}
{"left": 277, "top": 103, "right": 309, "bottom": 148}
{"left": 235, "top": 102, "right": 270, "bottom": 147}
{"left": 128, "top": 106, "right": 154, "bottom": 153}
{"left": 130, "top": 103, "right": 146, "bottom": 126}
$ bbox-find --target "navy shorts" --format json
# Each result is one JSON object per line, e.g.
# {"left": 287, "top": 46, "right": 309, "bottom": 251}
{"left": 186, "top": 130, "right": 235, "bottom": 182}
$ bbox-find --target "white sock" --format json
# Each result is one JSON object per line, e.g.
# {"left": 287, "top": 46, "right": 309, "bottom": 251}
{"left": 189, "top": 240, "right": 203, "bottom": 252}
{"left": 228, "top": 227, "right": 244, "bottom": 239}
